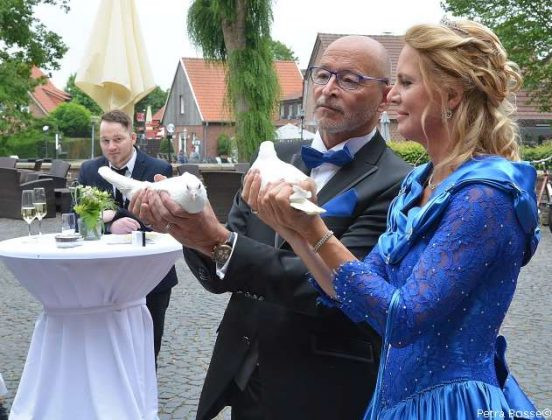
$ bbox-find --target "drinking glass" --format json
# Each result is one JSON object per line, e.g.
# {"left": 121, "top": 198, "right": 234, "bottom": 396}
{"left": 61, "top": 213, "right": 76, "bottom": 235}
{"left": 21, "top": 190, "right": 36, "bottom": 238}
{"left": 33, "top": 187, "right": 47, "bottom": 235}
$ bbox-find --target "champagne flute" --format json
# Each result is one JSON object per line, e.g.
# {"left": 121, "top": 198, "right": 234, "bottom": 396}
{"left": 21, "top": 190, "right": 36, "bottom": 238}
{"left": 33, "top": 187, "right": 47, "bottom": 236}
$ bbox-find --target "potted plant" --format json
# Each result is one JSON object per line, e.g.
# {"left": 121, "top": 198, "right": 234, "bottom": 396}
{"left": 73, "top": 186, "right": 115, "bottom": 240}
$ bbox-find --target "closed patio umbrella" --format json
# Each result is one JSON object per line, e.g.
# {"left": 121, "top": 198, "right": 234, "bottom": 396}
{"left": 75, "top": 0, "right": 155, "bottom": 117}
{"left": 276, "top": 123, "right": 316, "bottom": 141}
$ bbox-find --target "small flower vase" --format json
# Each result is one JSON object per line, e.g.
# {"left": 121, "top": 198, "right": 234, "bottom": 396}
{"left": 78, "top": 218, "right": 103, "bottom": 241}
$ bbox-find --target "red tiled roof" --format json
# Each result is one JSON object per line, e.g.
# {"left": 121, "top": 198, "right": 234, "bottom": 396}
{"left": 181, "top": 58, "right": 303, "bottom": 122}
{"left": 30, "top": 67, "right": 71, "bottom": 113}
{"left": 314, "top": 33, "right": 550, "bottom": 121}
{"left": 152, "top": 105, "right": 165, "bottom": 121}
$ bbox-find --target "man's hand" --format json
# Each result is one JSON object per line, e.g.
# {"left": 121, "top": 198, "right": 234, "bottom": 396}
{"left": 257, "top": 178, "right": 327, "bottom": 247}
{"left": 138, "top": 189, "right": 229, "bottom": 257}
{"left": 241, "top": 169, "right": 263, "bottom": 212}
{"left": 128, "top": 173, "right": 167, "bottom": 218}
{"left": 110, "top": 217, "right": 141, "bottom": 234}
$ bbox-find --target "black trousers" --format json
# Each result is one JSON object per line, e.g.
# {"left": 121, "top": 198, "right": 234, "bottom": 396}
{"left": 0, "top": 400, "right": 7, "bottom": 420}
{"left": 229, "top": 367, "right": 264, "bottom": 420}
{"left": 200, "top": 367, "right": 264, "bottom": 420}
{"left": 146, "top": 288, "right": 172, "bottom": 363}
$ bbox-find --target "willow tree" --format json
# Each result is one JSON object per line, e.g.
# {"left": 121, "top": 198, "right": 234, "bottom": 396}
{"left": 187, "top": 0, "right": 279, "bottom": 160}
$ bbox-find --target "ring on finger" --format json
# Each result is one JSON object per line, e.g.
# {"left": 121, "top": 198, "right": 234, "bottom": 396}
{"left": 164, "top": 223, "right": 172, "bottom": 232}
{"left": 251, "top": 209, "right": 258, "bottom": 215}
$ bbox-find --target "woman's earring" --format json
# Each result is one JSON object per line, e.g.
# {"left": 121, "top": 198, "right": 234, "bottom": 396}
{"left": 443, "top": 108, "right": 453, "bottom": 120}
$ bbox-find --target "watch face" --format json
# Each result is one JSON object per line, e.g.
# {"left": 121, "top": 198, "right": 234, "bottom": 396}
{"left": 214, "top": 244, "right": 232, "bottom": 265}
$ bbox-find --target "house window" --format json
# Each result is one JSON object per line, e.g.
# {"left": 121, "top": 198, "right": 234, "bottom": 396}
{"left": 180, "top": 95, "right": 185, "bottom": 114}
{"left": 292, "top": 104, "right": 299, "bottom": 119}
{"left": 179, "top": 132, "right": 187, "bottom": 154}
{"left": 280, "top": 104, "right": 285, "bottom": 119}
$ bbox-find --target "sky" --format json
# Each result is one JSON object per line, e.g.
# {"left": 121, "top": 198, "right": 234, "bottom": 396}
{"left": 35, "top": 0, "right": 447, "bottom": 90}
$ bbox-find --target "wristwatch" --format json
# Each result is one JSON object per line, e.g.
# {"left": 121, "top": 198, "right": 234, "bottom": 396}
{"left": 212, "top": 232, "right": 236, "bottom": 266}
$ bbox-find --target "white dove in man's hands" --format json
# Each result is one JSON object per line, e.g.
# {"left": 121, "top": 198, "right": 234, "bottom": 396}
{"left": 250, "top": 141, "right": 325, "bottom": 215}
{"left": 97, "top": 166, "right": 208, "bottom": 213}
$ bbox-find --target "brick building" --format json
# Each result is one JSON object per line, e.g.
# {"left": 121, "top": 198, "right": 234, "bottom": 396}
{"left": 162, "top": 58, "right": 303, "bottom": 160}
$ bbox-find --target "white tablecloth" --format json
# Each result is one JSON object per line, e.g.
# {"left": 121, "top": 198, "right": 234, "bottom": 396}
{"left": 0, "top": 234, "right": 183, "bottom": 420}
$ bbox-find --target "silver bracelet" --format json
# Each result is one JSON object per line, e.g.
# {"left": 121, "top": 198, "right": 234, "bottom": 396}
{"left": 312, "top": 230, "right": 334, "bottom": 253}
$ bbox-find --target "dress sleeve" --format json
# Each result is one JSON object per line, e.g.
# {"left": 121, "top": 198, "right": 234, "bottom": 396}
{"left": 328, "top": 184, "right": 525, "bottom": 346}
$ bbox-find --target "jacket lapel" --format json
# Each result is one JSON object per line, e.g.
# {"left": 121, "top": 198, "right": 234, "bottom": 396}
{"left": 94, "top": 157, "right": 114, "bottom": 194}
{"left": 290, "top": 150, "right": 309, "bottom": 176}
{"left": 274, "top": 148, "right": 310, "bottom": 248}
{"left": 130, "top": 148, "right": 147, "bottom": 181}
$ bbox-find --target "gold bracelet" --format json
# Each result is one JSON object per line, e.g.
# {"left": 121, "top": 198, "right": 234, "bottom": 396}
{"left": 312, "top": 230, "right": 334, "bottom": 253}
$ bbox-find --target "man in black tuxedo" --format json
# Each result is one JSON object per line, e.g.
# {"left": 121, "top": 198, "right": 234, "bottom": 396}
{"left": 133, "top": 36, "right": 411, "bottom": 419}
{"left": 78, "top": 109, "right": 177, "bottom": 363}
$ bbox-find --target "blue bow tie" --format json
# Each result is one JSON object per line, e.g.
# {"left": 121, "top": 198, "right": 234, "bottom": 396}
{"left": 301, "top": 145, "right": 354, "bottom": 170}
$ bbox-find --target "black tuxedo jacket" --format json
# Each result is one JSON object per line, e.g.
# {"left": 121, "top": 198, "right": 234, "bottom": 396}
{"left": 78, "top": 148, "right": 178, "bottom": 294}
{"left": 185, "top": 133, "right": 412, "bottom": 420}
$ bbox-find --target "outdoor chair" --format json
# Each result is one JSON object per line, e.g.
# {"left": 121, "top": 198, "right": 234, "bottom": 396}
{"left": 201, "top": 171, "right": 244, "bottom": 223}
{"left": 38, "top": 159, "right": 71, "bottom": 189}
{"left": 33, "top": 159, "right": 44, "bottom": 171}
{"left": 19, "top": 170, "right": 41, "bottom": 183}
{"left": 176, "top": 164, "right": 202, "bottom": 179}
{"left": 234, "top": 163, "right": 250, "bottom": 173}
{"left": 0, "top": 168, "right": 56, "bottom": 219}
{"left": 0, "top": 157, "right": 17, "bottom": 168}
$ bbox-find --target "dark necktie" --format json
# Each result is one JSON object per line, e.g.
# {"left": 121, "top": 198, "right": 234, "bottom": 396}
{"left": 111, "top": 166, "right": 127, "bottom": 207}
{"left": 301, "top": 145, "right": 354, "bottom": 170}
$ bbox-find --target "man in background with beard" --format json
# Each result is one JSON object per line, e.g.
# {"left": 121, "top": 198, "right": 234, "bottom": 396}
{"left": 134, "top": 36, "right": 411, "bottom": 419}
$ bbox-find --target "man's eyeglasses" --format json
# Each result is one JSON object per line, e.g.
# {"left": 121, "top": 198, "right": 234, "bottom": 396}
{"left": 309, "top": 66, "right": 389, "bottom": 91}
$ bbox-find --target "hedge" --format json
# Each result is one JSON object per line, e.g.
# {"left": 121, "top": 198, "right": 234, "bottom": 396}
{"left": 388, "top": 141, "right": 429, "bottom": 166}
{"left": 388, "top": 140, "right": 552, "bottom": 169}
{"left": 1, "top": 132, "right": 100, "bottom": 160}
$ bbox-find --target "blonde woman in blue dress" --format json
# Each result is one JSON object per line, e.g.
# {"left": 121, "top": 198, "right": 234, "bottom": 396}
{"left": 243, "top": 20, "right": 541, "bottom": 419}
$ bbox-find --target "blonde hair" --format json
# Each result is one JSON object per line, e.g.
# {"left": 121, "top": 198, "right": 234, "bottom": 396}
{"left": 405, "top": 20, "right": 523, "bottom": 172}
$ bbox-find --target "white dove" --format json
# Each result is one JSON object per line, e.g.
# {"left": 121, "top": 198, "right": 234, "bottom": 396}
{"left": 97, "top": 166, "right": 207, "bottom": 213}
{"left": 250, "top": 141, "right": 325, "bottom": 215}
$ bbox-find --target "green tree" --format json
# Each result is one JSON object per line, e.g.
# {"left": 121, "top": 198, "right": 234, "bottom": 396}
{"left": 135, "top": 86, "right": 168, "bottom": 116}
{"left": 50, "top": 102, "right": 92, "bottom": 137}
{"left": 0, "top": 0, "right": 69, "bottom": 137}
{"left": 270, "top": 39, "right": 298, "bottom": 61}
{"left": 65, "top": 73, "right": 102, "bottom": 115}
{"left": 217, "top": 133, "right": 231, "bottom": 156}
{"left": 187, "top": 0, "right": 279, "bottom": 160}
{"left": 442, "top": 0, "right": 552, "bottom": 111}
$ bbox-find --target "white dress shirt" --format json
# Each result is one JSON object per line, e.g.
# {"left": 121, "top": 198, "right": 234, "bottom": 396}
{"left": 309, "top": 127, "right": 377, "bottom": 192}
{"left": 108, "top": 148, "right": 137, "bottom": 202}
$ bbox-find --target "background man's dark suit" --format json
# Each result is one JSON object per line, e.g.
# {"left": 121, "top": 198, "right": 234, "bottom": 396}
{"left": 184, "top": 133, "right": 412, "bottom": 420}
{"left": 78, "top": 147, "right": 178, "bottom": 360}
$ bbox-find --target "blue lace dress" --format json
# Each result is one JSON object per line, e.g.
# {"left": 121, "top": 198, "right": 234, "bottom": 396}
{"left": 315, "top": 157, "right": 540, "bottom": 419}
